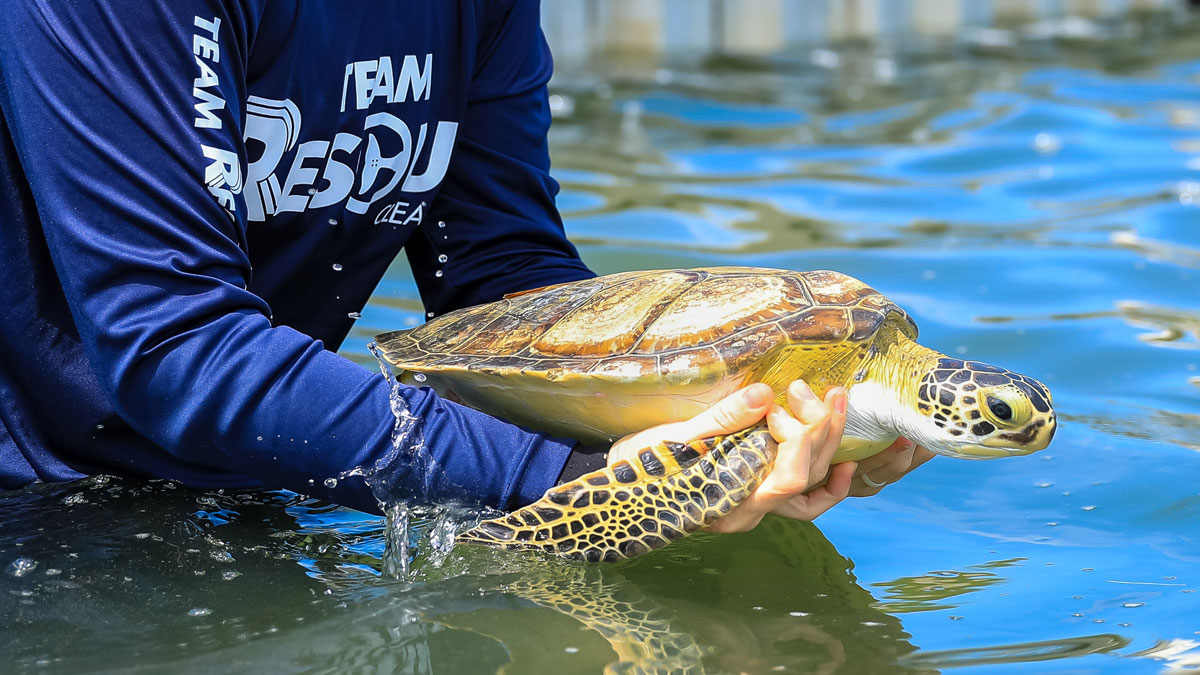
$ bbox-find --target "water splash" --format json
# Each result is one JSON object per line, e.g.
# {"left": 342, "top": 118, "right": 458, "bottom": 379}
{"left": 363, "top": 341, "right": 445, "bottom": 579}
{"left": 381, "top": 503, "right": 412, "bottom": 578}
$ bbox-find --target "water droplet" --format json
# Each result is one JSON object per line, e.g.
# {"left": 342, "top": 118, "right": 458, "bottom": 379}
{"left": 752, "top": 605, "right": 765, "bottom": 611}
{"left": 1118, "top": 622, "right": 1133, "bottom": 627}
{"left": 7, "top": 558, "right": 37, "bottom": 577}
{"left": 307, "top": 187, "right": 317, "bottom": 195}
{"left": 564, "top": 646, "right": 579, "bottom": 654}
{"left": 1082, "top": 505, "right": 1097, "bottom": 511}
{"left": 789, "top": 611, "right": 810, "bottom": 617}
{"left": 413, "top": 373, "right": 427, "bottom": 382}
{"left": 188, "top": 608, "right": 212, "bottom": 617}
{"left": 95, "top": 423, "right": 104, "bottom": 429}
{"left": 332, "top": 263, "right": 343, "bottom": 272}
{"left": 1092, "top": 619, "right": 1105, "bottom": 624}
{"left": 949, "top": 615, "right": 963, "bottom": 620}
{"left": 1122, "top": 602, "right": 1144, "bottom": 608}
{"left": 434, "top": 270, "right": 443, "bottom": 278}
{"left": 1038, "top": 482, "right": 1054, "bottom": 488}
{"left": 324, "top": 478, "right": 338, "bottom": 488}
{"left": 328, "top": 218, "right": 338, "bottom": 226}
{"left": 426, "top": 312, "right": 434, "bottom": 318}
{"left": 348, "top": 312, "right": 361, "bottom": 319}
{"left": 437, "top": 254, "right": 448, "bottom": 263}
{"left": 45, "top": 568, "right": 61, "bottom": 576}
{"left": 1033, "top": 132, "right": 1062, "bottom": 154}
{"left": 1072, "top": 612, "right": 1084, "bottom": 617}
{"left": 256, "top": 436, "right": 263, "bottom": 441}
{"left": 437, "top": 221, "right": 446, "bottom": 228}
{"left": 222, "top": 570, "right": 242, "bottom": 581}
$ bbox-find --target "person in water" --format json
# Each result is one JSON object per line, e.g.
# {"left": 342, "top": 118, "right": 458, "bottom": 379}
{"left": 0, "top": 1, "right": 930, "bottom": 530}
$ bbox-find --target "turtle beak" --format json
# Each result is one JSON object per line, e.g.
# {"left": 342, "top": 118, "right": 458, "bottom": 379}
{"left": 941, "top": 444, "right": 1035, "bottom": 460}
{"left": 982, "top": 414, "right": 1057, "bottom": 453}
{"left": 950, "top": 414, "right": 1056, "bottom": 459}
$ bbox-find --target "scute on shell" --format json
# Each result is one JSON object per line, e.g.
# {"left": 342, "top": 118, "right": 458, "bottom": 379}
{"left": 376, "top": 267, "right": 916, "bottom": 378}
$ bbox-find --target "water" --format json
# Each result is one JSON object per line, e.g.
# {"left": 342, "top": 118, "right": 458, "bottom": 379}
{"left": 6, "top": 14, "right": 1200, "bottom": 674}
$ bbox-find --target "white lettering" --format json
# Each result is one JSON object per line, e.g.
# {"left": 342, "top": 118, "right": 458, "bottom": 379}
{"left": 392, "top": 54, "right": 432, "bottom": 103}
{"left": 201, "top": 144, "right": 242, "bottom": 216}
{"left": 339, "top": 63, "right": 354, "bottom": 113}
{"left": 277, "top": 140, "right": 329, "bottom": 213}
{"left": 243, "top": 96, "right": 301, "bottom": 221}
{"left": 310, "top": 133, "right": 361, "bottom": 210}
{"left": 346, "top": 112, "right": 413, "bottom": 214}
{"left": 352, "top": 60, "right": 377, "bottom": 111}
{"left": 192, "top": 35, "right": 219, "bottom": 62}
{"left": 193, "top": 56, "right": 219, "bottom": 89}
{"left": 372, "top": 56, "right": 394, "bottom": 106}
{"left": 192, "top": 86, "right": 225, "bottom": 129}
{"left": 193, "top": 15, "right": 221, "bottom": 40}
{"left": 401, "top": 121, "right": 457, "bottom": 193}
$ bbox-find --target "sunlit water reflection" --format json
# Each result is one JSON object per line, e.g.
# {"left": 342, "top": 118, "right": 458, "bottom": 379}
{"left": 6, "top": 13, "right": 1200, "bottom": 675}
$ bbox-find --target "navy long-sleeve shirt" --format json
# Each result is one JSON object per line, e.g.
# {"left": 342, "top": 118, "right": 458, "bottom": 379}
{"left": 0, "top": 0, "right": 595, "bottom": 513}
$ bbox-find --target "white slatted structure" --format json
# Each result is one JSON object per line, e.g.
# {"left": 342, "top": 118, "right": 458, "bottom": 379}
{"left": 542, "top": 0, "right": 1188, "bottom": 66}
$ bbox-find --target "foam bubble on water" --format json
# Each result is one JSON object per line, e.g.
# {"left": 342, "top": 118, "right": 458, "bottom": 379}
{"left": 210, "top": 551, "right": 234, "bottom": 563}
{"left": 7, "top": 558, "right": 37, "bottom": 577}
{"left": 222, "top": 570, "right": 242, "bottom": 581}
{"left": 1034, "top": 132, "right": 1062, "bottom": 155}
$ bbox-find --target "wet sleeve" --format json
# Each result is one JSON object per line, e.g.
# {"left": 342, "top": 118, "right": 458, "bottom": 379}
{"left": 0, "top": 0, "right": 573, "bottom": 512}
{"left": 405, "top": 0, "right": 596, "bottom": 316}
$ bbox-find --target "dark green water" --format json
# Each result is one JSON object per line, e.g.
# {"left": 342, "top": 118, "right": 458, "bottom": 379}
{"left": 5, "top": 15, "right": 1200, "bottom": 675}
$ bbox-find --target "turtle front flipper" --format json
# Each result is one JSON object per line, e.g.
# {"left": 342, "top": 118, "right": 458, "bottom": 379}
{"left": 456, "top": 424, "right": 777, "bottom": 562}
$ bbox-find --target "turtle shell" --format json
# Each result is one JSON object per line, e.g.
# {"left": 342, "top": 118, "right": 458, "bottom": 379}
{"left": 376, "top": 267, "right": 916, "bottom": 442}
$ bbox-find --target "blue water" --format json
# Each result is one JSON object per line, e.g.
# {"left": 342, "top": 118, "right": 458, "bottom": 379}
{"left": 5, "top": 17, "right": 1200, "bottom": 675}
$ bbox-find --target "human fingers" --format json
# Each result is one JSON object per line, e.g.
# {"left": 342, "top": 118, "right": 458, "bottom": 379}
{"left": 813, "top": 387, "right": 847, "bottom": 484}
{"left": 773, "top": 460, "right": 856, "bottom": 521}
{"left": 853, "top": 441, "right": 937, "bottom": 496}
{"left": 706, "top": 420, "right": 802, "bottom": 533}
{"left": 609, "top": 383, "right": 774, "bottom": 464}
{"left": 784, "top": 381, "right": 831, "bottom": 449}
{"left": 855, "top": 437, "right": 915, "bottom": 477}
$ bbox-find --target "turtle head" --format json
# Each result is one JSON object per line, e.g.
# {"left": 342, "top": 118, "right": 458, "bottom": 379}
{"left": 910, "top": 358, "right": 1056, "bottom": 459}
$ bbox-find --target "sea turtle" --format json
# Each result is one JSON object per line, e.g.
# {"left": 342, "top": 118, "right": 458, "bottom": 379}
{"left": 376, "top": 267, "right": 1056, "bottom": 561}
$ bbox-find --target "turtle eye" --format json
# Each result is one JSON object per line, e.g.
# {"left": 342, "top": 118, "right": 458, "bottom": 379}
{"left": 982, "top": 390, "right": 1032, "bottom": 428}
{"left": 987, "top": 398, "right": 1012, "bottom": 421}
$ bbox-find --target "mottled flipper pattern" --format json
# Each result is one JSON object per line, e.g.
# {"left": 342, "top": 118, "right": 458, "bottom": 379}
{"left": 456, "top": 424, "right": 777, "bottom": 562}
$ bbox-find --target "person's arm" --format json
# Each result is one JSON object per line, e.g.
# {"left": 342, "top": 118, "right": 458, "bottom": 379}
{"left": 405, "top": 0, "right": 594, "bottom": 316}
{"left": 0, "top": 0, "right": 572, "bottom": 512}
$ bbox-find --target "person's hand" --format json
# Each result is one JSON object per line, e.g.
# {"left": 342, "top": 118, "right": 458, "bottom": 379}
{"left": 849, "top": 436, "right": 936, "bottom": 496}
{"left": 608, "top": 381, "right": 857, "bottom": 534}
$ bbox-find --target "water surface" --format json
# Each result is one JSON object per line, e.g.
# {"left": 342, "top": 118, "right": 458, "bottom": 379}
{"left": 6, "top": 15, "right": 1200, "bottom": 675}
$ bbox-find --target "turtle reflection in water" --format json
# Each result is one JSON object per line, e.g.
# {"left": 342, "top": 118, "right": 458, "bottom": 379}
{"left": 376, "top": 267, "right": 1057, "bottom": 561}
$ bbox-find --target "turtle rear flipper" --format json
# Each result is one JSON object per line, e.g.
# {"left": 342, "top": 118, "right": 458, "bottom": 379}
{"left": 456, "top": 424, "right": 777, "bottom": 562}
